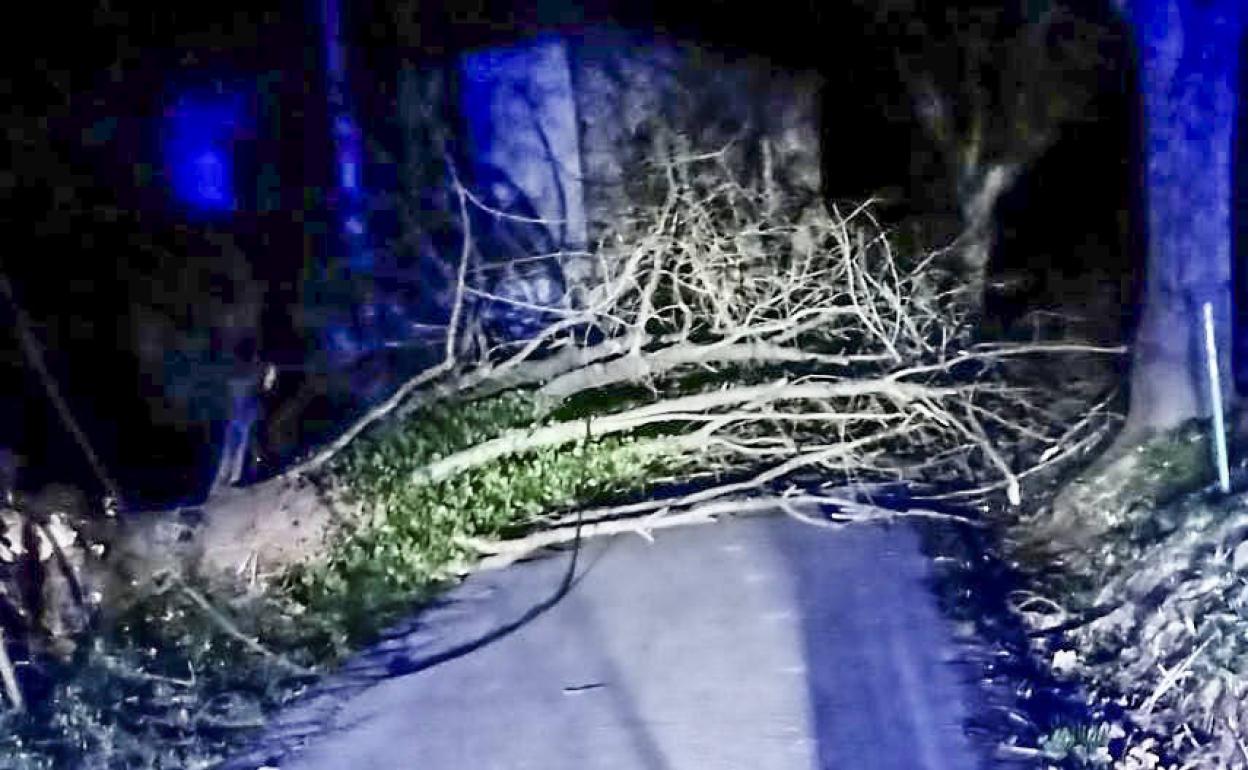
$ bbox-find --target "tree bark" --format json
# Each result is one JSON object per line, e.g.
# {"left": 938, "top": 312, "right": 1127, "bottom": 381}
{"left": 1119, "top": 0, "right": 1244, "bottom": 443}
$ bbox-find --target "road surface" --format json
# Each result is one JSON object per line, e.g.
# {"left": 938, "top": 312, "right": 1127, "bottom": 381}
{"left": 224, "top": 512, "right": 992, "bottom": 770}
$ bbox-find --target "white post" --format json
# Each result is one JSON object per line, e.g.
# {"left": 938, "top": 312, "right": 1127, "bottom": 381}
{"left": 1201, "top": 301, "right": 1231, "bottom": 494}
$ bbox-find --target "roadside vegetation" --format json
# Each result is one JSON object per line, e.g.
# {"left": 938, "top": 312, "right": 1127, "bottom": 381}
{"left": 1002, "top": 417, "right": 1248, "bottom": 770}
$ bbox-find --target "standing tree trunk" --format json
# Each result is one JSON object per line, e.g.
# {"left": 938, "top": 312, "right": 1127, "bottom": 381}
{"left": 458, "top": 36, "right": 591, "bottom": 291}
{"left": 320, "top": 0, "right": 370, "bottom": 277}
{"left": 1032, "top": 1, "right": 1243, "bottom": 555}
{"left": 1118, "top": 0, "right": 1244, "bottom": 443}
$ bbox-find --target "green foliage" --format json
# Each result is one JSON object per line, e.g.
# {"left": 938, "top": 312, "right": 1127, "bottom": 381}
{"left": 280, "top": 390, "right": 686, "bottom": 645}
{"left": 0, "top": 575, "right": 315, "bottom": 770}
{"left": 1040, "top": 722, "right": 1113, "bottom": 766}
{"left": 1132, "top": 429, "right": 1213, "bottom": 505}
{"left": 0, "top": 388, "right": 689, "bottom": 768}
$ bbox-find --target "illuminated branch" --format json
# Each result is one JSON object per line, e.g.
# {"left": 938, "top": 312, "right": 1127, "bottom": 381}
{"left": 287, "top": 128, "right": 1123, "bottom": 513}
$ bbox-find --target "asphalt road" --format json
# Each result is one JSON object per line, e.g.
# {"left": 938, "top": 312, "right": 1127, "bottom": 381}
{"left": 224, "top": 513, "right": 990, "bottom": 770}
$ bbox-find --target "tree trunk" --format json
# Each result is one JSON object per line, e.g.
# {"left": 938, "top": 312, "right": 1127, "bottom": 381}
{"left": 1119, "top": 0, "right": 1243, "bottom": 444}
{"left": 458, "top": 36, "right": 592, "bottom": 291}
{"left": 320, "top": 0, "right": 370, "bottom": 277}
{"left": 1032, "top": 1, "right": 1243, "bottom": 553}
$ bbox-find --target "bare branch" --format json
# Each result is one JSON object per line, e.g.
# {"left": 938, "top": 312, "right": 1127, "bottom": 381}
{"left": 458, "top": 489, "right": 983, "bottom": 573}
{"left": 414, "top": 381, "right": 959, "bottom": 485}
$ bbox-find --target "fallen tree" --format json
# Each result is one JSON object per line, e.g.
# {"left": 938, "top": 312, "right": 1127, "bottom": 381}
{"left": 36, "top": 129, "right": 1129, "bottom": 619}
{"left": 179, "top": 132, "right": 1120, "bottom": 617}
{"left": 0, "top": 131, "right": 1123, "bottom": 768}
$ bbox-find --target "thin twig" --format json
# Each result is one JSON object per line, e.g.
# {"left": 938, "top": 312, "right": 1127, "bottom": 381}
{"left": 176, "top": 578, "right": 314, "bottom": 677}
{"left": 1230, "top": 719, "right": 1248, "bottom": 766}
{"left": 960, "top": 404, "right": 1022, "bottom": 506}
{"left": 0, "top": 272, "right": 126, "bottom": 508}
{"left": 289, "top": 157, "right": 475, "bottom": 476}
{"left": 1141, "top": 636, "right": 1212, "bottom": 715}
{"left": 459, "top": 490, "right": 981, "bottom": 573}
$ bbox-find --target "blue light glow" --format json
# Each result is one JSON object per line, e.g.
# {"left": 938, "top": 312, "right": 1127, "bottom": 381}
{"left": 321, "top": 0, "right": 371, "bottom": 274}
{"left": 192, "top": 150, "right": 229, "bottom": 204}
{"left": 1129, "top": 3, "right": 1243, "bottom": 286}
{"left": 163, "top": 88, "right": 249, "bottom": 214}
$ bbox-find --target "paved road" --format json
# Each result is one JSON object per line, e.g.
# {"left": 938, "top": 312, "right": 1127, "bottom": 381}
{"left": 225, "top": 513, "right": 990, "bottom": 770}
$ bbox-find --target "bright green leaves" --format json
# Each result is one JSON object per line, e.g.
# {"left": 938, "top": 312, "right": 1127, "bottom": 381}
{"left": 282, "top": 391, "right": 680, "bottom": 646}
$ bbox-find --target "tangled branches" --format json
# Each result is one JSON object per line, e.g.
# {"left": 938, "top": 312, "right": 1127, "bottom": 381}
{"left": 301, "top": 133, "right": 1123, "bottom": 526}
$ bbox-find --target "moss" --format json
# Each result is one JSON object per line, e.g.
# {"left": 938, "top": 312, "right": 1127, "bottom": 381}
{"left": 1132, "top": 425, "right": 1213, "bottom": 503}
{"left": 1024, "top": 418, "right": 1220, "bottom": 571}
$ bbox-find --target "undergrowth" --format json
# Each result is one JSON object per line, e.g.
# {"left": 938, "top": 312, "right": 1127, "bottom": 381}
{"left": 0, "top": 388, "right": 690, "bottom": 769}
{"left": 0, "top": 577, "right": 318, "bottom": 769}
{"left": 282, "top": 388, "right": 687, "bottom": 648}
